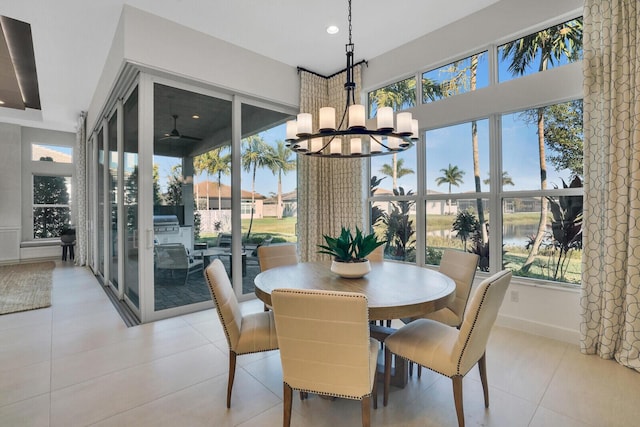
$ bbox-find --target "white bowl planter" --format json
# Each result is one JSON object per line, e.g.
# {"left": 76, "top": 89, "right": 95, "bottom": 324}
{"left": 331, "top": 259, "right": 371, "bottom": 279}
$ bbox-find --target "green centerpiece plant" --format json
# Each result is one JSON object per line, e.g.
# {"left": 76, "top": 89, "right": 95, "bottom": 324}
{"left": 318, "top": 227, "right": 386, "bottom": 278}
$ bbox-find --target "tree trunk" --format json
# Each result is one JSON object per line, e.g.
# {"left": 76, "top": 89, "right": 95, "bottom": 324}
{"left": 472, "top": 120, "right": 486, "bottom": 241}
{"left": 522, "top": 107, "right": 548, "bottom": 272}
{"left": 470, "top": 55, "right": 487, "bottom": 243}
{"left": 277, "top": 170, "right": 283, "bottom": 219}
{"left": 217, "top": 172, "right": 222, "bottom": 211}
{"left": 392, "top": 154, "right": 398, "bottom": 190}
{"left": 246, "top": 165, "right": 257, "bottom": 241}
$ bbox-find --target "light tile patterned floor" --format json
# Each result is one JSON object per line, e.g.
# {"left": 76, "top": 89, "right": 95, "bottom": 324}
{"left": 0, "top": 261, "right": 638, "bottom": 426}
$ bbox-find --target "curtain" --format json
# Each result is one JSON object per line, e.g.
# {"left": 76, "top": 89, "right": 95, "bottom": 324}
{"left": 74, "top": 112, "right": 88, "bottom": 266}
{"left": 581, "top": 0, "right": 640, "bottom": 371}
{"left": 297, "top": 66, "right": 366, "bottom": 262}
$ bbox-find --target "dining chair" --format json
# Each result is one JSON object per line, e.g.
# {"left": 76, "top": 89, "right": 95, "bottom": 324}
{"left": 257, "top": 244, "right": 298, "bottom": 311}
{"left": 383, "top": 270, "right": 512, "bottom": 427}
{"left": 366, "top": 245, "right": 385, "bottom": 262}
{"left": 257, "top": 244, "right": 298, "bottom": 271}
{"left": 270, "top": 288, "right": 379, "bottom": 427}
{"left": 407, "top": 249, "right": 479, "bottom": 377}
{"left": 203, "top": 259, "right": 278, "bottom": 408}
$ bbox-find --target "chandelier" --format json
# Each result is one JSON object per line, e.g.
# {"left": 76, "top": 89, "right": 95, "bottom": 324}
{"left": 285, "top": 0, "right": 419, "bottom": 158}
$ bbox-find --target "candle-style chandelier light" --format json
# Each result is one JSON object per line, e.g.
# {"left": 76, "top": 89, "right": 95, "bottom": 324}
{"left": 285, "top": 0, "right": 419, "bottom": 158}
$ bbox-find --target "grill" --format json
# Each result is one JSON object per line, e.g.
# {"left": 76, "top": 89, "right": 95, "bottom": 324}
{"left": 153, "top": 215, "right": 180, "bottom": 234}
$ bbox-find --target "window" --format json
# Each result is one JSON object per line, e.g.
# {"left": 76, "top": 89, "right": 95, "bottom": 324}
{"left": 423, "top": 120, "right": 491, "bottom": 266}
{"left": 368, "top": 17, "right": 583, "bottom": 286}
{"left": 241, "top": 200, "right": 253, "bottom": 215}
{"left": 501, "top": 101, "right": 583, "bottom": 284}
{"left": 31, "top": 143, "right": 73, "bottom": 163}
{"left": 422, "top": 51, "right": 489, "bottom": 103}
{"left": 368, "top": 76, "right": 416, "bottom": 118}
{"left": 498, "top": 18, "right": 583, "bottom": 83}
{"left": 33, "top": 173, "right": 72, "bottom": 238}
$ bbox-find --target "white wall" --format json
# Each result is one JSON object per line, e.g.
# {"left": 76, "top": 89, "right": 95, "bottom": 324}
{"left": 0, "top": 123, "right": 22, "bottom": 262}
{"left": 0, "top": 125, "right": 75, "bottom": 263}
{"left": 87, "top": 5, "right": 299, "bottom": 132}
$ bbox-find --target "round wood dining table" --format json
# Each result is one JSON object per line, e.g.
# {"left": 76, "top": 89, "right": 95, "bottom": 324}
{"left": 254, "top": 261, "right": 456, "bottom": 321}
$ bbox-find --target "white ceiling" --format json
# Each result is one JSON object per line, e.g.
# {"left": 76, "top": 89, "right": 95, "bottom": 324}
{"left": 1, "top": 0, "right": 499, "bottom": 132}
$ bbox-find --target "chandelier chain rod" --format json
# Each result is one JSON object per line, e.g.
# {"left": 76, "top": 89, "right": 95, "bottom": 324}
{"left": 285, "top": 0, "right": 418, "bottom": 158}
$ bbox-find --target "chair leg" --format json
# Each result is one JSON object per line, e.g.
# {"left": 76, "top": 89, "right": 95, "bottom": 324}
{"left": 283, "top": 383, "right": 293, "bottom": 427}
{"left": 361, "top": 395, "right": 371, "bottom": 427}
{"left": 418, "top": 364, "right": 422, "bottom": 378}
{"left": 383, "top": 346, "right": 392, "bottom": 406}
{"left": 372, "top": 373, "right": 378, "bottom": 410}
{"left": 409, "top": 361, "right": 413, "bottom": 376}
{"left": 227, "top": 351, "right": 237, "bottom": 408}
{"left": 452, "top": 375, "right": 465, "bottom": 427}
{"left": 478, "top": 352, "right": 489, "bottom": 408}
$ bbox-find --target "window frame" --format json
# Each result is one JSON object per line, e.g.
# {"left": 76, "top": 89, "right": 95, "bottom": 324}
{"left": 366, "top": 15, "right": 583, "bottom": 288}
{"left": 32, "top": 173, "right": 73, "bottom": 239}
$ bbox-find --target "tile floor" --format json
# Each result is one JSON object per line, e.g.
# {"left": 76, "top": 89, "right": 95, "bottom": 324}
{"left": 1, "top": 262, "right": 639, "bottom": 427}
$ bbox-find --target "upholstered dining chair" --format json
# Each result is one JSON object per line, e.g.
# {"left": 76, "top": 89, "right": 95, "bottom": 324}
{"left": 366, "top": 245, "right": 385, "bottom": 262}
{"left": 271, "top": 289, "right": 379, "bottom": 427}
{"left": 203, "top": 259, "right": 278, "bottom": 408}
{"left": 257, "top": 244, "right": 298, "bottom": 271}
{"left": 257, "top": 244, "right": 298, "bottom": 311}
{"left": 407, "top": 249, "right": 479, "bottom": 377}
{"left": 383, "top": 270, "right": 512, "bottom": 427}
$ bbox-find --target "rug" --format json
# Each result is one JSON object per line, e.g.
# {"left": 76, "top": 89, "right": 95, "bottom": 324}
{"left": 0, "top": 261, "right": 55, "bottom": 315}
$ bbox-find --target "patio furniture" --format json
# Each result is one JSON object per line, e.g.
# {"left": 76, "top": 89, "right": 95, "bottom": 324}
{"left": 154, "top": 243, "right": 203, "bottom": 285}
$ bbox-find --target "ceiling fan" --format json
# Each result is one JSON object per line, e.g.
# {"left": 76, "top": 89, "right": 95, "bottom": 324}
{"left": 160, "top": 114, "right": 202, "bottom": 141}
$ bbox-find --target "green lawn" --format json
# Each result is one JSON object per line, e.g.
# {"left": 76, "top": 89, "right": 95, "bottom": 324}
{"left": 199, "top": 217, "right": 298, "bottom": 244}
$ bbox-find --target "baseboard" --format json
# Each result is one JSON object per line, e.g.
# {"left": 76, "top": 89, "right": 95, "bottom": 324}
{"left": 0, "top": 257, "right": 57, "bottom": 266}
{"left": 496, "top": 313, "right": 580, "bottom": 345}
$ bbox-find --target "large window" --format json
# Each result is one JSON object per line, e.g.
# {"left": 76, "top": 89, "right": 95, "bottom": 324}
{"left": 240, "top": 102, "right": 297, "bottom": 295}
{"left": 501, "top": 100, "right": 583, "bottom": 284}
{"left": 33, "top": 173, "right": 72, "bottom": 239}
{"left": 368, "top": 17, "right": 583, "bottom": 286}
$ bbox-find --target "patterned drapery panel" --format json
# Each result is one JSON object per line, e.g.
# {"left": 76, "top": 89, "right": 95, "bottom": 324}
{"left": 581, "top": 0, "right": 640, "bottom": 371}
{"left": 74, "top": 112, "right": 88, "bottom": 266}
{"left": 297, "top": 66, "right": 366, "bottom": 262}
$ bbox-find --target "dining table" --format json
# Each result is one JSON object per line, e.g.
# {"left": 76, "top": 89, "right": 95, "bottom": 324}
{"left": 254, "top": 260, "right": 456, "bottom": 387}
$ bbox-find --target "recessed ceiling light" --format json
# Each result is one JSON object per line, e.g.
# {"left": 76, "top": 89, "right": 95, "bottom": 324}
{"left": 0, "top": 100, "right": 5, "bottom": 105}
{"left": 326, "top": 25, "right": 339, "bottom": 35}
{"left": 192, "top": 114, "right": 200, "bottom": 119}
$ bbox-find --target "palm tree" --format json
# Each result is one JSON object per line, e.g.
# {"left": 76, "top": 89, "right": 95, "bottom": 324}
{"left": 483, "top": 171, "right": 515, "bottom": 186}
{"left": 435, "top": 164, "right": 465, "bottom": 214}
{"left": 468, "top": 54, "right": 487, "bottom": 242}
{"left": 208, "top": 148, "right": 231, "bottom": 211}
{"left": 368, "top": 78, "right": 416, "bottom": 116}
{"left": 242, "top": 135, "right": 275, "bottom": 240}
{"left": 379, "top": 157, "right": 414, "bottom": 190}
{"left": 268, "top": 140, "right": 296, "bottom": 219}
{"left": 501, "top": 18, "right": 582, "bottom": 272}
{"left": 193, "top": 153, "right": 210, "bottom": 210}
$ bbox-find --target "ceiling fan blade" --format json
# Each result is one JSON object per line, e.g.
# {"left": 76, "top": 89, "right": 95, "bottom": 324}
{"left": 159, "top": 114, "right": 201, "bottom": 141}
{"left": 179, "top": 135, "right": 203, "bottom": 141}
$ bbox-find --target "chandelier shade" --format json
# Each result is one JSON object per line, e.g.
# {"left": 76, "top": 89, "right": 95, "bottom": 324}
{"left": 286, "top": 0, "right": 419, "bottom": 158}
